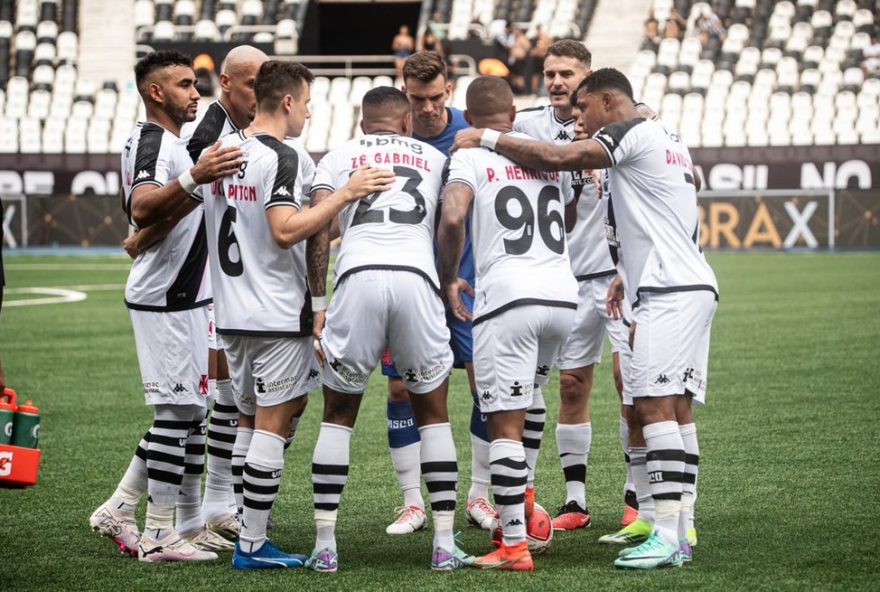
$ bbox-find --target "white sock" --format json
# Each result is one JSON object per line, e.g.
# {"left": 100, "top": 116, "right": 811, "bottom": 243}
{"left": 312, "top": 423, "right": 352, "bottom": 553}
{"left": 490, "top": 439, "right": 528, "bottom": 546}
{"left": 239, "top": 430, "right": 286, "bottom": 553}
{"left": 630, "top": 446, "right": 655, "bottom": 523}
{"left": 110, "top": 429, "right": 150, "bottom": 511}
{"left": 176, "top": 415, "right": 207, "bottom": 535}
{"left": 203, "top": 380, "right": 237, "bottom": 520}
{"left": 679, "top": 422, "right": 699, "bottom": 540}
{"left": 231, "top": 427, "right": 253, "bottom": 515}
{"left": 419, "top": 423, "right": 458, "bottom": 552}
{"left": 390, "top": 442, "right": 424, "bottom": 508}
{"left": 556, "top": 422, "right": 591, "bottom": 508}
{"left": 468, "top": 435, "right": 491, "bottom": 503}
{"left": 523, "top": 387, "right": 546, "bottom": 488}
{"left": 644, "top": 421, "right": 685, "bottom": 546}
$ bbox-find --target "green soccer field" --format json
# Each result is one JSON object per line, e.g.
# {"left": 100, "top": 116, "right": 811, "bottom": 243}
{"left": 1, "top": 252, "right": 879, "bottom": 591}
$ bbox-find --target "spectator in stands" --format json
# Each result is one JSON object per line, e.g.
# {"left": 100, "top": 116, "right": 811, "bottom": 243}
{"left": 697, "top": 6, "right": 726, "bottom": 46}
{"left": 644, "top": 11, "right": 660, "bottom": 47}
{"left": 508, "top": 28, "right": 533, "bottom": 95}
{"left": 429, "top": 12, "right": 446, "bottom": 41}
{"left": 419, "top": 27, "right": 443, "bottom": 57}
{"left": 664, "top": 7, "right": 687, "bottom": 41}
{"left": 495, "top": 22, "right": 516, "bottom": 63}
{"left": 392, "top": 25, "right": 415, "bottom": 81}
{"left": 863, "top": 34, "right": 880, "bottom": 77}
{"left": 529, "top": 25, "right": 553, "bottom": 95}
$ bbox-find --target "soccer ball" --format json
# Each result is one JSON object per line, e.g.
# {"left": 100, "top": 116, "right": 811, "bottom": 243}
{"left": 526, "top": 503, "right": 553, "bottom": 555}
{"left": 490, "top": 502, "right": 554, "bottom": 555}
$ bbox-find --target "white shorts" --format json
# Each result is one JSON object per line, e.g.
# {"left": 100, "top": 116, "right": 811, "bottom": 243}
{"left": 620, "top": 319, "right": 635, "bottom": 406}
{"left": 130, "top": 306, "right": 210, "bottom": 407}
{"left": 557, "top": 275, "right": 629, "bottom": 370}
{"left": 321, "top": 269, "right": 453, "bottom": 395}
{"left": 629, "top": 290, "right": 717, "bottom": 405}
{"left": 223, "top": 335, "right": 320, "bottom": 416}
{"left": 474, "top": 304, "right": 575, "bottom": 413}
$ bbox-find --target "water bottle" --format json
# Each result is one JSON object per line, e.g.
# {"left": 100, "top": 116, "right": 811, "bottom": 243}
{"left": 12, "top": 400, "right": 40, "bottom": 449}
{"left": 0, "top": 389, "right": 15, "bottom": 445}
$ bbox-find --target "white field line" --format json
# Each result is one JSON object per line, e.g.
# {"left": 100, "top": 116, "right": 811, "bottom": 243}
{"left": 6, "top": 264, "right": 130, "bottom": 271}
{"left": 4, "top": 284, "right": 125, "bottom": 307}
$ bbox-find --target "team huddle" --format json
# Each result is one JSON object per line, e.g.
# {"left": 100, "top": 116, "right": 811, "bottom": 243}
{"left": 88, "top": 41, "right": 717, "bottom": 573}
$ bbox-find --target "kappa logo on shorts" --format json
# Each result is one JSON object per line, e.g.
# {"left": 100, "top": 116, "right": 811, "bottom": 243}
{"left": 510, "top": 381, "right": 525, "bottom": 397}
{"left": 654, "top": 374, "right": 670, "bottom": 385}
{"left": 480, "top": 390, "right": 496, "bottom": 404}
{"left": 255, "top": 378, "right": 266, "bottom": 394}
{"left": 173, "top": 383, "right": 187, "bottom": 394}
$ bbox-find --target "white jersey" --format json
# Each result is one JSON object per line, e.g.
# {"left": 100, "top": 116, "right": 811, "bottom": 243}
{"left": 446, "top": 132, "right": 578, "bottom": 325}
{"left": 121, "top": 122, "right": 210, "bottom": 312}
{"left": 182, "top": 100, "right": 240, "bottom": 165}
{"left": 594, "top": 118, "right": 718, "bottom": 306}
{"left": 312, "top": 133, "right": 447, "bottom": 289}
{"left": 562, "top": 169, "right": 617, "bottom": 280}
{"left": 203, "top": 131, "right": 315, "bottom": 336}
{"left": 513, "top": 105, "right": 575, "bottom": 144}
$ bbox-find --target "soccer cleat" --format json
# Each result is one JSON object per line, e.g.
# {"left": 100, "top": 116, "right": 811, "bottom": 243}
{"left": 614, "top": 531, "right": 681, "bottom": 570}
{"left": 305, "top": 548, "right": 339, "bottom": 573}
{"left": 385, "top": 505, "right": 427, "bottom": 535}
{"left": 89, "top": 502, "right": 140, "bottom": 557}
{"left": 181, "top": 525, "right": 235, "bottom": 551}
{"left": 232, "top": 540, "right": 307, "bottom": 569}
{"left": 524, "top": 487, "right": 536, "bottom": 519}
{"left": 466, "top": 497, "right": 498, "bottom": 530}
{"left": 687, "top": 527, "right": 698, "bottom": 547}
{"left": 431, "top": 545, "right": 475, "bottom": 571}
{"left": 475, "top": 540, "right": 534, "bottom": 571}
{"left": 677, "top": 541, "right": 693, "bottom": 563}
{"left": 551, "top": 500, "right": 592, "bottom": 531}
{"left": 138, "top": 531, "right": 219, "bottom": 563}
{"left": 598, "top": 517, "right": 653, "bottom": 545}
{"left": 206, "top": 513, "right": 240, "bottom": 541}
{"left": 621, "top": 490, "right": 639, "bottom": 527}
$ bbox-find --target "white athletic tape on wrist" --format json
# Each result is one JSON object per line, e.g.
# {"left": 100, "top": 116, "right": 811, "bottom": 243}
{"left": 480, "top": 129, "right": 501, "bottom": 151}
{"left": 311, "top": 296, "right": 327, "bottom": 311}
{"left": 178, "top": 168, "right": 198, "bottom": 194}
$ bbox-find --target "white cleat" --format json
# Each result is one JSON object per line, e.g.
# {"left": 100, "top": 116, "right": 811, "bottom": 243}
{"left": 181, "top": 525, "right": 236, "bottom": 551}
{"left": 466, "top": 497, "right": 499, "bottom": 531}
{"left": 138, "top": 531, "right": 219, "bottom": 563}
{"left": 206, "top": 514, "right": 240, "bottom": 541}
{"left": 89, "top": 502, "right": 140, "bottom": 557}
{"left": 385, "top": 505, "right": 428, "bottom": 535}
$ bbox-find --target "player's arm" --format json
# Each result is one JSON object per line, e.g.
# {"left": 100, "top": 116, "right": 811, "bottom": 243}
{"left": 451, "top": 128, "right": 612, "bottom": 171}
{"left": 130, "top": 142, "right": 242, "bottom": 228}
{"left": 123, "top": 198, "right": 200, "bottom": 258}
{"left": 266, "top": 166, "right": 394, "bottom": 249}
{"left": 437, "top": 181, "right": 475, "bottom": 322}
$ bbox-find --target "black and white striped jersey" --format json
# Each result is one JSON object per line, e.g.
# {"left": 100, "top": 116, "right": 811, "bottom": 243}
{"left": 513, "top": 105, "right": 575, "bottom": 145}
{"left": 203, "top": 131, "right": 315, "bottom": 337}
{"left": 121, "top": 122, "right": 210, "bottom": 312}
{"left": 182, "top": 101, "right": 239, "bottom": 164}
{"left": 561, "top": 168, "right": 617, "bottom": 281}
{"left": 594, "top": 118, "right": 718, "bottom": 306}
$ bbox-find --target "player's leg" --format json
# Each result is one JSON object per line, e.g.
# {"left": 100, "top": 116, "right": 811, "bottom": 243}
{"left": 384, "top": 367, "right": 426, "bottom": 535}
{"left": 387, "top": 271, "right": 465, "bottom": 570}
{"left": 233, "top": 336, "right": 319, "bottom": 570}
{"left": 615, "top": 354, "right": 640, "bottom": 527}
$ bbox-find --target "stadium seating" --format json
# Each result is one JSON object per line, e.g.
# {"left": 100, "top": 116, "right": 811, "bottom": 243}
{"left": 631, "top": 0, "right": 880, "bottom": 146}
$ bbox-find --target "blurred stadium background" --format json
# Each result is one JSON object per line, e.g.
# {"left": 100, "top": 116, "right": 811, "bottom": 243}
{"left": 0, "top": 0, "right": 878, "bottom": 252}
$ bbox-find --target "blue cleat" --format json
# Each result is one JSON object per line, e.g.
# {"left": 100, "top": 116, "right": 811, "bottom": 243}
{"left": 232, "top": 540, "right": 307, "bottom": 570}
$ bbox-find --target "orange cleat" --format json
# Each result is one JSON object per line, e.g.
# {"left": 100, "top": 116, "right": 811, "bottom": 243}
{"left": 551, "top": 501, "right": 592, "bottom": 531}
{"left": 621, "top": 490, "right": 639, "bottom": 527}
{"left": 474, "top": 541, "right": 534, "bottom": 571}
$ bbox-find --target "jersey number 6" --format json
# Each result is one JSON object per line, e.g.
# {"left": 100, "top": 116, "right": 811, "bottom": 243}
{"left": 495, "top": 185, "right": 565, "bottom": 255}
{"left": 218, "top": 205, "right": 244, "bottom": 276}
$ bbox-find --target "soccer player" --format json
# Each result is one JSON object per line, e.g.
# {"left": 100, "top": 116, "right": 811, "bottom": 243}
{"left": 123, "top": 45, "right": 270, "bottom": 542}
{"left": 439, "top": 76, "right": 579, "bottom": 572}
{"left": 90, "top": 50, "right": 244, "bottom": 562}
{"left": 514, "top": 39, "right": 636, "bottom": 530}
{"left": 379, "top": 50, "right": 496, "bottom": 536}
{"left": 306, "top": 86, "right": 471, "bottom": 572}
{"left": 201, "top": 60, "right": 394, "bottom": 569}
{"left": 452, "top": 68, "right": 718, "bottom": 570}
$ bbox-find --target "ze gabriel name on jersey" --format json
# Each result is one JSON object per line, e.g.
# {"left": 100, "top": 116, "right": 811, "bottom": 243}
{"left": 350, "top": 135, "right": 434, "bottom": 172}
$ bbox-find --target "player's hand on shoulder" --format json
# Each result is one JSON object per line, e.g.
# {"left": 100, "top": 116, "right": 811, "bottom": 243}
{"left": 191, "top": 140, "right": 244, "bottom": 184}
{"left": 444, "top": 278, "right": 474, "bottom": 322}
{"left": 605, "top": 275, "right": 624, "bottom": 320}
{"left": 343, "top": 166, "right": 395, "bottom": 201}
{"left": 451, "top": 128, "right": 484, "bottom": 153}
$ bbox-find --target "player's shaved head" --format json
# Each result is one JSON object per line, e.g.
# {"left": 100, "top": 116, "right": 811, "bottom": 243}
{"left": 221, "top": 45, "right": 268, "bottom": 76}
{"left": 361, "top": 86, "right": 411, "bottom": 135}
{"left": 465, "top": 76, "right": 513, "bottom": 118}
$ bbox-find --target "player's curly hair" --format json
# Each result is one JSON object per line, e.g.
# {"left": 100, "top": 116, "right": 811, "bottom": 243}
{"left": 134, "top": 50, "right": 192, "bottom": 95}
{"left": 546, "top": 40, "right": 591, "bottom": 67}
{"left": 577, "top": 68, "right": 634, "bottom": 101}
{"left": 254, "top": 61, "right": 315, "bottom": 110}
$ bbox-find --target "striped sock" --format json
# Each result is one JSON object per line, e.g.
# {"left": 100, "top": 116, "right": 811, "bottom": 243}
{"left": 311, "top": 423, "right": 352, "bottom": 552}
{"left": 203, "top": 380, "right": 237, "bottom": 520}
{"left": 629, "top": 446, "right": 655, "bottom": 523}
{"left": 644, "top": 420, "right": 686, "bottom": 545}
{"left": 556, "top": 422, "right": 591, "bottom": 508}
{"left": 679, "top": 422, "right": 699, "bottom": 539}
{"left": 419, "top": 423, "right": 458, "bottom": 551}
{"left": 231, "top": 427, "right": 254, "bottom": 516}
{"left": 523, "top": 387, "right": 546, "bottom": 488}
{"left": 490, "top": 438, "right": 528, "bottom": 546}
{"left": 176, "top": 414, "right": 207, "bottom": 535}
{"left": 240, "top": 430, "right": 286, "bottom": 553}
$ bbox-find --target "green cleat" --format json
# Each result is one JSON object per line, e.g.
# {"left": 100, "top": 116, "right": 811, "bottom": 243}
{"left": 598, "top": 517, "right": 653, "bottom": 545}
{"left": 614, "top": 531, "right": 682, "bottom": 570}
{"left": 687, "top": 527, "right": 698, "bottom": 547}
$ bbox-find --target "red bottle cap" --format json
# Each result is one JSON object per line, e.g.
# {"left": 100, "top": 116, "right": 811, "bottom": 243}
{"left": 16, "top": 400, "right": 39, "bottom": 414}
{"left": 0, "top": 388, "right": 16, "bottom": 409}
